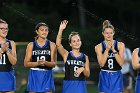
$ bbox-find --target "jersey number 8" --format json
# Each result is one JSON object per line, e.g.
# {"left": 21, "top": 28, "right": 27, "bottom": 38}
{"left": 108, "top": 59, "right": 113, "bottom": 69}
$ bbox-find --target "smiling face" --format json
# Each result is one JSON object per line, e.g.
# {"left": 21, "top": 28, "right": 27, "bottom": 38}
{"left": 36, "top": 25, "right": 49, "bottom": 39}
{"left": 102, "top": 28, "right": 114, "bottom": 41}
{"left": 69, "top": 35, "right": 82, "bottom": 50}
{"left": 0, "top": 23, "right": 8, "bottom": 38}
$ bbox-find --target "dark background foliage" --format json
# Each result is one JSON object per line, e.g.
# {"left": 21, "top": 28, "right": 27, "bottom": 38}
{"left": 0, "top": 0, "right": 140, "bottom": 61}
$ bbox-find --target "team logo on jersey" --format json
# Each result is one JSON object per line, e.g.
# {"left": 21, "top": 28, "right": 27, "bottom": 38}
{"left": 108, "top": 53, "right": 114, "bottom": 58}
{"left": 32, "top": 50, "right": 50, "bottom": 55}
{"left": 66, "top": 60, "right": 84, "bottom": 66}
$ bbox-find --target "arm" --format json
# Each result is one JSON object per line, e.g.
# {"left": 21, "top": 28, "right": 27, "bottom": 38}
{"left": 5, "top": 41, "right": 17, "bottom": 65}
{"left": 56, "top": 20, "right": 69, "bottom": 62}
{"left": 83, "top": 55, "right": 90, "bottom": 78}
{"left": 43, "top": 42, "right": 56, "bottom": 67}
{"left": 111, "top": 42, "right": 125, "bottom": 66}
{"left": 74, "top": 55, "right": 90, "bottom": 78}
{"left": 24, "top": 42, "right": 43, "bottom": 68}
{"left": 95, "top": 44, "right": 110, "bottom": 67}
{"left": 132, "top": 48, "right": 140, "bottom": 70}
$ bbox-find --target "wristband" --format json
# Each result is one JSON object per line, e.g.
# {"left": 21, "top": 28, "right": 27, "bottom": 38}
{"left": 113, "top": 51, "right": 118, "bottom": 54}
{"left": 6, "top": 48, "right": 10, "bottom": 52}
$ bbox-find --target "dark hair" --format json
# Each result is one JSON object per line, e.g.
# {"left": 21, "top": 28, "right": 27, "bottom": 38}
{"left": 35, "top": 22, "right": 48, "bottom": 31}
{"left": 102, "top": 20, "right": 114, "bottom": 32}
{"left": 68, "top": 32, "right": 81, "bottom": 43}
{"left": 34, "top": 22, "right": 48, "bottom": 40}
{"left": 0, "top": 19, "right": 7, "bottom": 24}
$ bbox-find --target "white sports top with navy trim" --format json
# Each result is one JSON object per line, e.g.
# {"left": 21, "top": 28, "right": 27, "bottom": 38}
{"left": 64, "top": 51, "right": 86, "bottom": 80}
{"left": 32, "top": 40, "right": 52, "bottom": 70}
{"left": 0, "top": 39, "right": 13, "bottom": 71}
{"left": 101, "top": 40, "right": 122, "bottom": 71}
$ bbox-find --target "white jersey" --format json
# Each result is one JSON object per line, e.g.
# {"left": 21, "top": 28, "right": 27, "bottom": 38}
{"left": 121, "top": 48, "right": 132, "bottom": 74}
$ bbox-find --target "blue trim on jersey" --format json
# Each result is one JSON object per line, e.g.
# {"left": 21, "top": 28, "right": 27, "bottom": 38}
{"left": 102, "top": 41, "right": 106, "bottom": 50}
{"left": 102, "top": 40, "right": 117, "bottom": 49}
{"left": 6, "top": 39, "right": 9, "bottom": 42}
{"left": 98, "top": 70, "right": 123, "bottom": 93}
{"left": 138, "top": 48, "right": 140, "bottom": 57}
{"left": 27, "top": 69, "right": 55, "bottom": 92}
{"left": 0, "top": 39, "right": 12, "bottom": 49}
{"left": 69, "top": 51, "right": 84, "bottom": 59}
{"left": 62, "top": 80, "right": 87, "bottom": 93}
{"left": 35, "top": 40, "right": 49, "bottom": 48}
{"left": 135, "top": 75, "right": 140, "bottom": 93}
{"left": 114, "top": 40, "right": 117, "bottom": 48}
{"left": 6, "top": 39, "right": 12, "bottom": 49}
{"left": 0, "top": 70, "right": 16, "bottom": 91}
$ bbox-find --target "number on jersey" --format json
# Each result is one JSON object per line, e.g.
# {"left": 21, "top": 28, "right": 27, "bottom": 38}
{"left": 0, "top": 54, "right": 6, "bottom": 65}
{"left": 108, "top": 59, "right": 113, "bottom": 69}
{"left": 37, "top": 56, "right": 46, "bottom": 61}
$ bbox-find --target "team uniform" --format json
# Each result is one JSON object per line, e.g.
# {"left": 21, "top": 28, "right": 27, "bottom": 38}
{"left": 98, "top": 40, "right": 123, "bottom": 93}
{"left": 27, "top": 40, "right": 55, "bottom": 92}
{"left": 0, "top": 39, "right": 16, "bottom": 92}
{"left": 135, "top": 47, "right": 140, "bottom": 93}
{"left": 62, "top": 51, "right": 87, "bottom": 93}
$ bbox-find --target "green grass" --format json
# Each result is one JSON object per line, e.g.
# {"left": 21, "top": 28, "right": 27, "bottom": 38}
{"left": 87, "top": 84, "right": 98, "bottom": 93}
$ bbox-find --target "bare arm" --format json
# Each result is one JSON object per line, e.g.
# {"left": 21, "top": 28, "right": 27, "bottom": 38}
{"left": 111, "top": 42, "right": 125, "bottom": 66}
{"left": 83, "top": 55, "right": 90, "bottom": 78}
{"left": 74, "top": 55, "right": 90, "bottom": 78}
{"left": 95, "top": 43, "right": 109, "bottom": 67}
{"left": 56, "top": 20, "right": 69, "bottom": 62}
{"left": 5, "top": 41, "right": 17, "bottom": 65}
{"left": 43, "top": 42, "right": 56, "bottom": 67}
{"left": 132, "top": 48, "right": 140, "bottom": 70}
{"left": 24, "top": 42, "right": 42, "bottom": 68}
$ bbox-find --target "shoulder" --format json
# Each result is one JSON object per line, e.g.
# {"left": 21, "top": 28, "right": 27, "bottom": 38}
{"left": 8, "top": 40, "right": 14, "bottom": 43}
{"left": 133, "top": 48, "right": 139, "bottom": 54}
{"left": 95, "top": 43, "right": 102, "bottom": 51}
{"left": 49, "top": 41, "right": 56, "bottom": 50}
{"left": 82, "top": 53, "right": 87, "bottom": 57}
{"left": 50, "top": 41, "right": 56, "bottom": 48}
{"left": 117, "top": 41, "right": 125, "bottom": 48}
{"left": 27, "top": 42, "right": 34, "bottom": 48}
{"left": 50, "top": 41, "right": 56, "bottom": 46}
{"left": 8, "top": 40, "right": 15, "bottom": 45}
{"left": 8, "top": 40, "right": 16, "bottom": 48}
{"left": 118, "top": 41, "right": 125, "bottom": 46}
{"left": 84, "top": 54, "right": 89, "bottom": 59}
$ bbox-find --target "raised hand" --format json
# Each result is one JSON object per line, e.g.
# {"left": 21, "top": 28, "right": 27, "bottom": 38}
{"left": 106, "top": 41, "right": 113, "bottom": 50}
{"left": 59, "top": 20, "right": 68, "bottom": 31}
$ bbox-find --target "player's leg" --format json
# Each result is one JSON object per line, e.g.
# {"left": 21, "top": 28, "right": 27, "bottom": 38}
{"left": 29, "top": 92, "right": 36, "bottom": 93}
{"left": 5, "top": 91, "right": 14, "bottom": 93}
{"left": 45, "top": 90, "right": 53, "bottom": 93}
